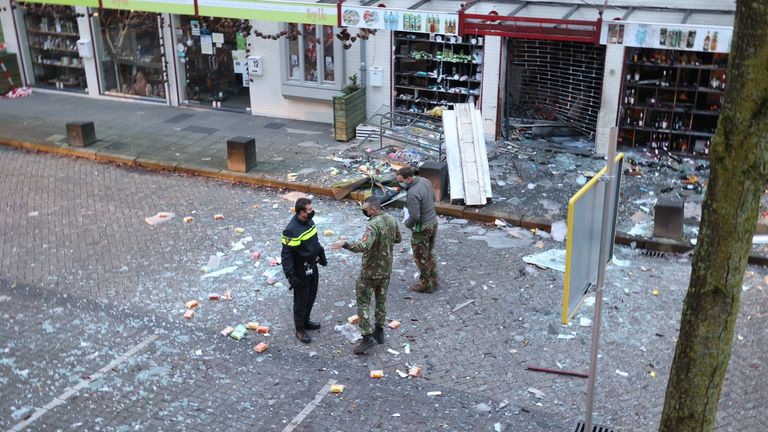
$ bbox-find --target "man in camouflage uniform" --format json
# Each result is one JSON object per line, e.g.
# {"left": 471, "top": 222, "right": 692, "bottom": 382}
{"left": 333, "top": 196, "right": 402, "bottom": 354}
{"left": 396, "top": 166, "right": 438, "bottom": 293}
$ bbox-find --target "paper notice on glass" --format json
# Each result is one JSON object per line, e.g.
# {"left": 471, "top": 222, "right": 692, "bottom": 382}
{"left": 200, "top": 35, "right": 213, "bottom": 55}
{"left": 233, "top": 50, "right": 246, "bottom": 73}
{"left": 191, "top": 20, "right": 200, "bottom": 36}
{"left": 212, "top": 33, "right": 224, "bottom": 44}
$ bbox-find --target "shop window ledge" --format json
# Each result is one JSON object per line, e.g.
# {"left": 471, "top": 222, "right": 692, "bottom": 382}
{"left": 281, "top": 83, "right": 341, "bottom": 101}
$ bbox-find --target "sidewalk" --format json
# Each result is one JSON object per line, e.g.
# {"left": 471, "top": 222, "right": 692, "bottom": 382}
{"left": 2, "top": 91, "right": 762, "bottom": 261}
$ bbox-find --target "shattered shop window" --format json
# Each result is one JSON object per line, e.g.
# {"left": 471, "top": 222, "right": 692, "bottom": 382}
{"left": 283, "top": 24, "right": 340, "bottom": 89}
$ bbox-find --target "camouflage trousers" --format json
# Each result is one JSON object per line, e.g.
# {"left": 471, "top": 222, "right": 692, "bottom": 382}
{"left": 412, "top": 223, "right": 438, "bottom": 290}
{"left": 355, "top": 276, "right": 390, "bottom": 336}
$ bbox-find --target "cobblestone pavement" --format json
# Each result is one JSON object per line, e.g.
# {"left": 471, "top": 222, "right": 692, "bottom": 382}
{"left": 1, "top": 147, "right": 766, "bottom": 431}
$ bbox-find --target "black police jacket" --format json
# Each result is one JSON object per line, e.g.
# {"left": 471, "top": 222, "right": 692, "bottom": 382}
{"left": 280, "top": 215, "right": 327, "bottom": 278}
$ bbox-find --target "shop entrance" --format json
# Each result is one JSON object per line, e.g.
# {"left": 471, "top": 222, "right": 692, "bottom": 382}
{"left": 502, "top": 39, "right": 605, "bottom": 140}
{"left": 176, "top": 16, "right": 250, "bottom": 111}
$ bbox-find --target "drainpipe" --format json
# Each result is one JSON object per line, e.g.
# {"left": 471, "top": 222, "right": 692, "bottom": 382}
{"left": 359, "top": 38, "right": 367, "bottom": 87}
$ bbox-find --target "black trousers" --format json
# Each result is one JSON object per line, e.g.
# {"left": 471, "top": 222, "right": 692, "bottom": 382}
{"left": 292, "top": 264, "right": 319, "bottom": 330}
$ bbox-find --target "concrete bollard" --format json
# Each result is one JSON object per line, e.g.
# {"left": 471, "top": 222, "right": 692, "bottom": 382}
{"left": 66, "top": 121, "right": 96, "bottom": 147}
{"left": 226, "top": 136, "right": 257, "bottom": 173}
{"left": 653, "top": 198, "right": 684, "bottom": 239}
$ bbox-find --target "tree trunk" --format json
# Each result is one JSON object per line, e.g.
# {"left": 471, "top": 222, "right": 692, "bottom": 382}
{"left": 659, "top": 1, "right": 768, "bottom": 431}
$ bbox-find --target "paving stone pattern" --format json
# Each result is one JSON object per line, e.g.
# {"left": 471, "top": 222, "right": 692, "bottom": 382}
{"left": 0, "top": 138, "right": 766, "bottom": 431}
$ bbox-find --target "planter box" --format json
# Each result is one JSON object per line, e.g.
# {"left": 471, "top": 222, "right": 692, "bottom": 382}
{"left": 333, "top": 87, "right": 366, "bottom": 142}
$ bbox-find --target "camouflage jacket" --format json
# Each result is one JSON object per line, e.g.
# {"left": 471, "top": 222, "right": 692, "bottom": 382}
{"left": 344, "top": 213, "right": 402, "bottom": 279}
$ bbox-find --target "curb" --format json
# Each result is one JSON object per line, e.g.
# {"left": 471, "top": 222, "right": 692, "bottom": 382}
{"left": 2, "top": 137, "right": 765, "bottom": 265}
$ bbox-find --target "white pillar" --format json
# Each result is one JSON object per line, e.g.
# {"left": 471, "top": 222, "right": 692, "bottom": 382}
{"left": 160, "top": 13, "right": 178, "bottom": 106}
{"left": 75, "top": 6, "right": 99, "bottom": 96}
{"left": 0, "top": 0, "right": 20, "bottom": 55}
{"left": 595, "top": 44, "right": 625, "bottom": 156}
{"left": 479, "top": 35, "right": 501, "bottom": 142}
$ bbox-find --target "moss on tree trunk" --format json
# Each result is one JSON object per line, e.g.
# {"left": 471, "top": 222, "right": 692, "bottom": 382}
{"left": 659, "top": 1, "right": 768, "bottom": 431}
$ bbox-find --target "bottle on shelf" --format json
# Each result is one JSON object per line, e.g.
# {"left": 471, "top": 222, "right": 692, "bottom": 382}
{"left": 638, "top": 111, "right": 644, "bottom": 128}
{"left": 703, "top": 31, "right": 711, "bottom": 51}
{"left": 661, "top": 114, "right": 668, "bottom": 130}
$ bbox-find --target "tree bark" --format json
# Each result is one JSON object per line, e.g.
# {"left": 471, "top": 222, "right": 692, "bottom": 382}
{"left": 659, "top": 1, "right": 768, "bottom": 431}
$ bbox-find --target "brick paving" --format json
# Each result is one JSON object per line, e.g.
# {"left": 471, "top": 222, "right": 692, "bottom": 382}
{"left": 0, "top": 141, "right": 766, "bottom": 431}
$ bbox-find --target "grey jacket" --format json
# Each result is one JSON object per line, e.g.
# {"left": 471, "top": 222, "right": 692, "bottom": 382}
{"left": 404, "top": 176, "right": 437, "bottom": 231}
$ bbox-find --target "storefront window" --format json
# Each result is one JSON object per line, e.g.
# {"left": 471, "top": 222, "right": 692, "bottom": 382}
{"left": 94, "top": 11, "right": 165, "bottom": 100}
{"left": 21, "top": 4, "right": 85, "bottom": 91}
{"left": 282, "top": 23, "right": 341, "bottom": 97}
{"left": 177, "top": 16, "right": 250, "bottom": 111}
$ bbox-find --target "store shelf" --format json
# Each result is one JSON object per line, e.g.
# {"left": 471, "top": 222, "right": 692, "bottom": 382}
{"left": 33, "top": 60, "right": 83, "bottom": 69}
{"left": 395, "top": 71, "right": 481, "bottom": 83}
{"left": 395, "top": 37, "right": 479, "bottom": 47}
{"left": 30, "top": 45, "right": 79, "bottom": 53}
{"left": 113, "top": 58, "right": 164, "bottom": 69}
{"left": 394, "top": 54, "right": 480, "bottom": 64}
{"left": 619, "top": 47, "right": 727, "bottom": 156}
{"left": 28, "top": 29, "right": 79, "bottom": 37}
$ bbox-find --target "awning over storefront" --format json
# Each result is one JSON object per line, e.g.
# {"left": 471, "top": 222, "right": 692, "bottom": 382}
{"left": 21, "top": 0, "right": 99, "bottom": 7}
{"left": 100, "top": 0, "right": 195, "bottom": 14}
{"left": 457, "top": 0, "right": 734, "bottom": 43}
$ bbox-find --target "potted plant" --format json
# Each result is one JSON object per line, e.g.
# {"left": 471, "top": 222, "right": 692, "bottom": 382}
{"left": 333, "top": 73, "right": 366, "bottom": 141}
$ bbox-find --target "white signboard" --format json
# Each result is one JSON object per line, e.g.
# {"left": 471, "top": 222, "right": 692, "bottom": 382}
{"left": 600, "top": 21, "right": 732, "bottom": 53}
{"left": 340, "top": 6, "right": 459, "bottom": 35}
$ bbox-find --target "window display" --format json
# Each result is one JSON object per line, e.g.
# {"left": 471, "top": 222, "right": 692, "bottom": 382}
{"left": 21, "top": 4, "right": 85, "bottom": 91}
{"left": 177, "top": 17, "right": 250, "bottom": 111}
{"left": 285, "top": 23, "right": 337, "bottom": 86}
{"left": 94, "top": 11, "right": 166, "bottom": 100}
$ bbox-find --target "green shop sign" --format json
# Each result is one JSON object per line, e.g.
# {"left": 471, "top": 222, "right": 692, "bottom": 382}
{"left": 197, "top": 0, "right": 337, "bottom": 25}
{"left": 21, "top": 0, "right": 99, "bottom": 7}
{"left": 101, "top": 0, "right": 195, "bottom": 14}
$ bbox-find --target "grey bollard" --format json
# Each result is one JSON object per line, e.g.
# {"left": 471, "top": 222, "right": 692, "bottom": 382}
{"left": 418, "top": 160, "right": 448, "bottom": 202}
{"left": 653, "top": 198, "right": 684, "bottom": 239}
{"left": 227, "top": 136, "right": 257, "bottom": 173}
{"left": 66, "top": 121, "right": 96, "bottom": 147}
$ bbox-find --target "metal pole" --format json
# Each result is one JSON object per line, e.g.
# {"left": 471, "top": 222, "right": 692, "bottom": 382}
{"left": 584, "top": 127, "right": 618, "bottom": 432}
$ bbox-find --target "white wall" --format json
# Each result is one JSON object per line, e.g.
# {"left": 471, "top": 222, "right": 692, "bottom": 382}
{"left": 595, "top": 44, "right": 625, "bottom": 156}
{"left": 0, "top": 0, "right": 19, "bottom": 55}
{"left": 480, "top": 35, "right": 501, "bottom": 141}
{"left": 363, "top": 30, "right": 391, "bottom": 118}
{"left": 247, "top": 20, "right": 338, "bottom": 123}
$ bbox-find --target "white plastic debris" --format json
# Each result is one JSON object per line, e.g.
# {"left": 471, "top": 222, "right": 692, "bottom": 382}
{"left": 551, "top": 220, "right": 567, "bottom": 242}
{"left": 334, "top": 324, "right": 362, "bottom": 343}
{"left": 145, "top": 212, "right": 175, "bottom": 225}
{"left": 387, "top": 348, "right": 400, "bottom": 355}
{"left": 527, "top": 387, "right": 546, "bottom": 399}
{"left": 615, "top": 369, "right": 629, "bottom": 377}
{"left": 579, "top": 317, "right": 592, "bottom": 327}
{"left": 427, "top": 391, "right": 442, "bottom": 396}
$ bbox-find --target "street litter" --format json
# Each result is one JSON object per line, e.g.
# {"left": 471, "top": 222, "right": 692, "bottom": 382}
{"left": 185, "top": 300, "right": 199, "bottom": 309}
{"left": 579, "top": 317, "right": 592, "bottom": 327}
{"left": 324, "top": 229, "right": 334, "bottom": 236}
{"left": 616, "top": 370, "right": 629, "bottom": 377}
{"left": 612, "top": 257, "right": 631, "bottom": 267}
{"left": 214, "top": 214, "right": 224, "bottom": 220}
{"left": 330, "top": 384, "right": 345, "bottom": 394}
{"left": 506, "top": 227, "right": 533, "bottom": 239}
{"left": 551, "top": 220, "right": 567, "bottom": 242}
{"left": 269, "top": 258, "right": 280, "bottom": 266}
{"left": 334, "top": 324, "right": 362, "bottom": 343}
{"left": 522, "top": 249, "right": 566, "bottom": 272}
{"left": 451, "top": 299, "right": 475, "bottom": 313}
{"left": 527, "top": 387, "right": 546, "bottom": 399}
{"left": 526, "top": 365, "right": 588, "bottom": 379}
{"left": 251, "top": 251, "right": 262, "bottom": 260}
{"left": 201, "top": 266, "right": 238, "bottom": 279}
{"left": 387, "top": 348, "right": 400, "bottom": 356}
{"left": 388, "top": 320, "right": 401, "bottom": 329}
{"left": 370, "top": 370, "right": 384, "bottom": 379}
{"left": 396, "top": 369, "right": 408, "bottom": 378}
{"left": 257, "top": 326, "right": 270, "bottom": 334}
{"left": 427, "top": 391, "right": 442, "bottom": 396}
{"left": 246, "top": 322, "right": 260, "bottom": 331}
{"left": 234, "top": 227, "right": 245, "bottom": 234}
{"left": 347, "top": 314, "right": 359, "bottom": 325}
{"left": 183, "top": 310, "right": 194, "bottom": 319}
{"left": 254, "top": 342, "right": 268, "bottom": 353}
{"left": 230, "top": 325, "right": 247, "bottom": 340}
{"left": 231, "top": 236, "right": 252, "bottom": 251}
{"left": 145, "top": 212, "right": 175, "bottom": 225}
{"left": 408, "top": 366, "right": 421, "bottom": 377}
{"left": 183, "top": 216, "right": 194, "bottom": 223}
{"left": 282, "top": 191, "right": 308, "bottom": 202}
{"left": 221, "top": 326, "right": 234, "bottom": 336}
{"left": 557, "top": 334, "right": 575, "bottom": 340}
{"left": 652, "top": 289, "right": 660, "bottom": 296}
{"left": 495, "top": 219, "right": 507, "bottom": 227}
{"left": 403, "top": 343, "right": 411, "bottom": 354}
{"left": 649, "top": 371, "right": 657, "bottom": 378}
{"left": 224, "top": 289, "right": 232, "bottom": 300}
{"left": 392, "top": 413, "right": 401, "bottom": 417}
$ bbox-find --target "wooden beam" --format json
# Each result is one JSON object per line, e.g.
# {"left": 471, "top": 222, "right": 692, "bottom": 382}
{"left": 681, "top": 10, "right": 693, "bottom": 24}
{"left": 622, "top": 7, "right": 634, "bottom": 20}
{"left": 561, "top": 4, "right": 578, "bottom": 20}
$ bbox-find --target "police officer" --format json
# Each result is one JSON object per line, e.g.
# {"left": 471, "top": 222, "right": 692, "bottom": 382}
{"left": 282, "top": 197, "right": 327, "bottom": 344}
{"left": 333, "top": 197, "right": 402, "bottom": 354}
